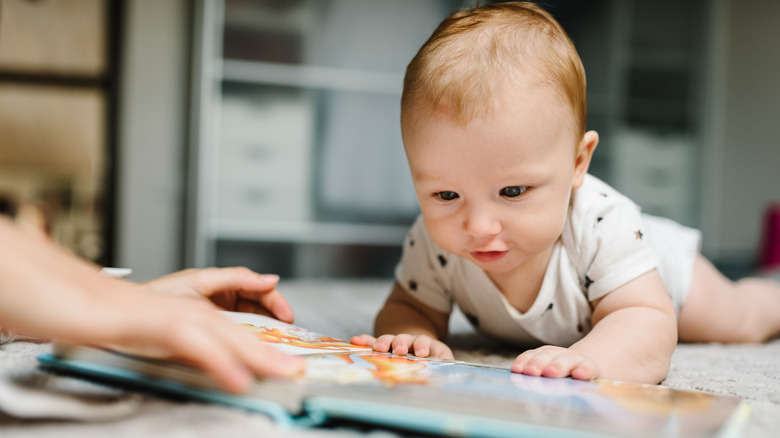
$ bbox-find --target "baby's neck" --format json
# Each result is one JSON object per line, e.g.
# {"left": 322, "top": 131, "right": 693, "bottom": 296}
{"left": 487, "top": 246, "right": 554, "bottom": 314}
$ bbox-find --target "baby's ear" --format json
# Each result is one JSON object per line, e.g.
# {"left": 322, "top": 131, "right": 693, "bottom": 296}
{"left": 572, "top": 130, "right": 599, "bottom": 188}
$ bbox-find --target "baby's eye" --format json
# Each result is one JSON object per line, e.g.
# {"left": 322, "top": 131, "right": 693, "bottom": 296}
{"left": 435, "top": 191, "right": 459, "bottom": 201}
{"left": 500, "top": 186, "right": 529, "bottom": 198}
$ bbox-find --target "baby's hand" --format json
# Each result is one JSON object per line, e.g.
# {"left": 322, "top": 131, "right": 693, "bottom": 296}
{"left": 351, "top": 334, "right": 454, "bottom": 360}
{"left": 511, "top": 346, "right": 601, "bottom": 380}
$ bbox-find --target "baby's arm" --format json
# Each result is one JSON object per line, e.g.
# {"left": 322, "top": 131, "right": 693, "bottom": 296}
{"left": 351, "top": 282, "right": 454, "bottom": 359}
{"left": 512, "top": 270, "right": 677, "bottom": 384}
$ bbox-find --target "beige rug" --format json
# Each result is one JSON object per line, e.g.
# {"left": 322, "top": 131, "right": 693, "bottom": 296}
{"left": 0, "top": 279, "right": 777, "bottom": 437}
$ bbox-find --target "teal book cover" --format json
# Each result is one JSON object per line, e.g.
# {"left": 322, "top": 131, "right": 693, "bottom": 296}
{"left": 38, "top": 312, "right": 749, "bottom": 438}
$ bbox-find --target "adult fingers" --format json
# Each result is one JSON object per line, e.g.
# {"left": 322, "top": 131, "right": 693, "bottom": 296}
{"left": 169, "top": 310, "right": 304, "bottom": 393}
{"left": 94, "top": 284, "right": 300, "bottom": 394}
{"left": 193, "top": 268, "right": 294, "bottom": 323}
{"left": 235, "top": 299, "right": 275, "bottom": 318}
{"left": 191, "top": 267, "right": 278, "bottom": 296}
{"left": 208, "top": 313, "right": 305, "bottom": 380}
{"left": 160, "top": 313, "right": 256, "bottom": 393}
{"left": 244, "top": 288, "right": 294, "bottom": 323}
{"left": 226, "top": 269, "right": 294, "bottom": 323}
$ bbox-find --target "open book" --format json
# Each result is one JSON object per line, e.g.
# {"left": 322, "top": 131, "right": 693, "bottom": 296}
{"left": 38, "top": 312, "right": 749, "bottom": 437}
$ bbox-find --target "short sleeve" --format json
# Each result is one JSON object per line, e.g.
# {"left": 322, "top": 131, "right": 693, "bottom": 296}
{"left": 394, "top": 216, "right": 454, "bottom": 314}
{"left": 566, "top": 177, "right": 659, "bottom": 302}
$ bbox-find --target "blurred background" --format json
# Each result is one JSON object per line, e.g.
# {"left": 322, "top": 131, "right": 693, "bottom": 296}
{"left": 1, "top": 0, "right": 778, "bottom": 282}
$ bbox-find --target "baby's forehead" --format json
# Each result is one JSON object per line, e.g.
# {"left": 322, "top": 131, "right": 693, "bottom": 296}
{"left": 403, "top": 81, "right": 575, "bottom": 132}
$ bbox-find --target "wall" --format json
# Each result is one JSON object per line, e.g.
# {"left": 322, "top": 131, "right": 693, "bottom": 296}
{"left": 715, "top": 0, "right": 780, "bottom": 262}
{"left": 115, "top": 0, "right": 190, "bottom": 281}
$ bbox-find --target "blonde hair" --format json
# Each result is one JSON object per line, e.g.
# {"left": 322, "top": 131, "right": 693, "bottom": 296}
{"left": 401, "top": 1, "right": 587, "bottom": 138}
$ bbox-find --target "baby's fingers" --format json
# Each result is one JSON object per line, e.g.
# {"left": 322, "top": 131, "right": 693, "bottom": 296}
{"left": 538, "top": 350, "right": 599, "bottom": 380}
{"left": 512, "top": 350, "right": 542, "bottom": 376}
{"left": 570, "top": 359, "right": 599, "bottom": 381}
{"left": 539, "top": 352, "right": 582, "bottom": 378}
{"left": 429, "top": 341, "right": 455, "bottom": 360}
{"left": 362, "top": 334, "right": 450, "bottom": 359}
{"left": 390, "top": 334, "right": 415, "bottom": 356}
{"left": 511, "top": 346, "right": 564, "bottom": 376}
{"left": 411, "top": 335, "right": 435, "bottom": 357}
{"left": 410, "top": 337, "right": 454, "bottom": 359}
{"left": 371, "top": 334, "right": 398, "bottom": 353}
{"left": 512, "top": 347, "right": 599, "bottom": 380}
{"left": 350, "top": 334, "right": 377, "bottom": 347}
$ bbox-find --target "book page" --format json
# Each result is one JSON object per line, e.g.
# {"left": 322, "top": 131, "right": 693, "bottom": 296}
{"left": 297, "top": 351, "right": 746, "bottom": 438}
{"left": 220, "top": 312, "right": 372, "bottom": 356}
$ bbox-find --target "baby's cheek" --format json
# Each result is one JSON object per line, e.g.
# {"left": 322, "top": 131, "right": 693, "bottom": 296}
{"left": 426, "top": 223, "right": 463, "bottom": 254}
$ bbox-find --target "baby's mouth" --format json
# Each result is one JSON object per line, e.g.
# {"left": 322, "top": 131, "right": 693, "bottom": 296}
{"left": 470, "top": 250, "right": 508, "bottom": 263}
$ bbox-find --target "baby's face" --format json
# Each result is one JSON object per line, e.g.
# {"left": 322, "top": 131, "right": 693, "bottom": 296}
{"left": 402, "top": 85, "right": 587, "bottom": 278}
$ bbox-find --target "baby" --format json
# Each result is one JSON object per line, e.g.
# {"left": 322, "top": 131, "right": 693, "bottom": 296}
{"left": 352, "top": 1, "right": 780, "bottom": 384}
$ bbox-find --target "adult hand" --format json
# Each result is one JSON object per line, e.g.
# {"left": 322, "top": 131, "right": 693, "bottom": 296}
{"left": 0, "top": 218, "right": 304, "bottom": 393}
{"left": 99, "top": 285, "right": 305, "bottom": 393}
{"left": 143, "top": 267, "right": 294, "bottom": 323}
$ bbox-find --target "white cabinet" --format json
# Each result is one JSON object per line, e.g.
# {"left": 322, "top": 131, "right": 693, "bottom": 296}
{"left": 612, "top": 129, "right": 698, "bottom": 226}
{"left": 217, "top": 87, "right": 315, "bottom": 224}
{"left": 186, "top": 0, "right": 461, "bottom": 276}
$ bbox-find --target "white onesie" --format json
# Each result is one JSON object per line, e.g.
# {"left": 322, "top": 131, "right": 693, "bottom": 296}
{"left": 395, "top": 175, "right": 700, "bottom": 347}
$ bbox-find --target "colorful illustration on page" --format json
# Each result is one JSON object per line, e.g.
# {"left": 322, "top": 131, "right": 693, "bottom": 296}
{"left": 241, "top": 324, "right": 370, "bottom": 354}
{"left": 305, "top": 352, "right": 454, "bottom": 385}
{"left": 220, "top": 311, "right": 371, "bottom": 355}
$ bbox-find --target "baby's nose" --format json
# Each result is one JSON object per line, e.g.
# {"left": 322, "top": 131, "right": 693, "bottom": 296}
{"left": 464, "top": 208, "right": 502, "bottom": 238}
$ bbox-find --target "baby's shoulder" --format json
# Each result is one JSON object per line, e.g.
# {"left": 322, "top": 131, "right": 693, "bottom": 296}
{"left": 568, "top": 175, "right": 641, "bottom": 228}
{"left": 563, "top": 175, "right": 646, "bottom": 259}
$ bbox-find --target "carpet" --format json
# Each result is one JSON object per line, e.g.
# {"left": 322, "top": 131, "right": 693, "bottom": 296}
{"left": 0, "top": 279, "right": 777, "bottom": 437}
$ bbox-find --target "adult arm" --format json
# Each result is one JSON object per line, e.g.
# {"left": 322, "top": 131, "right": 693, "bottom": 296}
{"left": 0, "top": 218, "right": 304, "bottom": 393}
